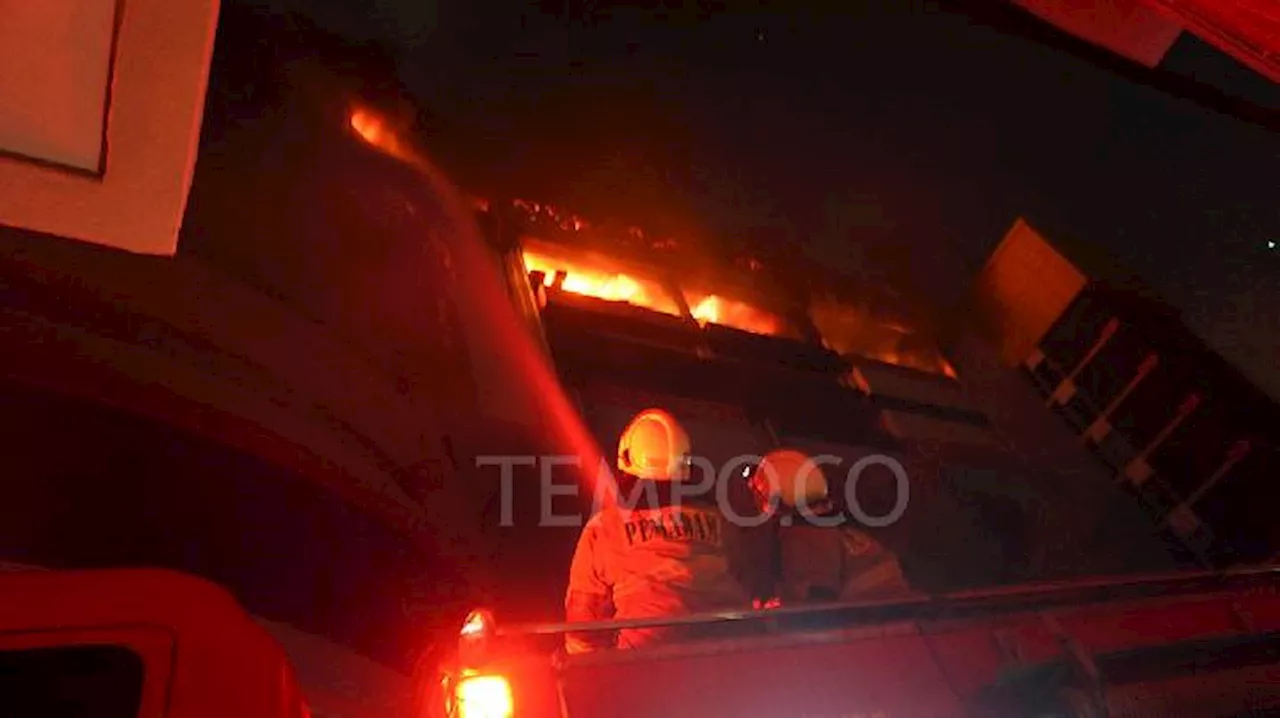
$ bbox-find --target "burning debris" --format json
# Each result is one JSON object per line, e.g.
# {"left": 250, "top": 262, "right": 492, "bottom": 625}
{"left": 514, "top": 199, "right": 590, "bottom": 233}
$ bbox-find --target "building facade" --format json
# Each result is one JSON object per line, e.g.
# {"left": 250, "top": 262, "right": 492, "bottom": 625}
{"left": 974, "top": 218, "right": 1280, "bottom": 569}
{"left": 475, "top": 202, "right": 1187, "bottom": 601}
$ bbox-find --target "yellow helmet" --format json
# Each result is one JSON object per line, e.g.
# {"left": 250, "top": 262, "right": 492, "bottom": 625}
{"left": 617, "top": 409, "right": 691, "bottom": 481}
{"left": 754, "top": 449, "right": 829, "bottom": 508}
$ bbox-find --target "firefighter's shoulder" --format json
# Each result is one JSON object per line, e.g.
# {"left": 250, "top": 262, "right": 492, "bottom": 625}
{"left": 842, "top": 528, "right": 881, "bottom": 556}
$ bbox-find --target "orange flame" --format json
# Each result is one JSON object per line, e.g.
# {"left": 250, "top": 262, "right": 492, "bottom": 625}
{"left": 522, "top": 251, "right": 681, "bottom": 316}
{"left": 348, "top": 106, "right": 412, "bottom": 161}
{"left": 521, "top": 247, "right": 786, "bottom": 337}
{"left": 809, "top": 300, "right": 957, "bottom": 377}
{"left": 349, "top": 108, "right": 385, "bottom": 144}
{"left": 520, "top": 242, "right": 959, "bottom": 371}
{"left": 688, "top": 293, "right": 785, "bottom": 337}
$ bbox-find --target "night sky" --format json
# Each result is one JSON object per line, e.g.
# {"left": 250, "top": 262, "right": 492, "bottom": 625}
{"left": 262, "top": 0, "right": 1279, "bottom": 397}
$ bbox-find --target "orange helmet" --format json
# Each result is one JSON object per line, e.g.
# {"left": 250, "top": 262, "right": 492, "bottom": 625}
{"left": 753, "top": 449, "right": 829, "bottom": 508}
{"left": 617, "top": 409, "right": 692, "bottom": 481}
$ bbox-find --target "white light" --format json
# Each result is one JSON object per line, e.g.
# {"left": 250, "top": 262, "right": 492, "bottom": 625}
{"left": 460, "top": 609, "right": 495, "bottom": 640}
{"left": 1268, "top": 240, "right": 1276, "bottom": 250}
{"left": 455, "top": 675, "right": 513, "bottom": 718}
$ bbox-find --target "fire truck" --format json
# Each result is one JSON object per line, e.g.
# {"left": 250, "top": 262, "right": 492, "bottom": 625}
{"left": 430, "top": 569, "right": 1280, "bottom": 717}
{"left": 0, "top": 567, "right": 312, "bottom": 718}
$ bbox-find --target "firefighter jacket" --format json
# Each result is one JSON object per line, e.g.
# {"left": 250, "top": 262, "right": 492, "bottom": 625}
{"left": 777, "top": 523, "right": 909, "bottom": 604}
{"left": 564, "top": 496, "right": 751, "bottom": 653}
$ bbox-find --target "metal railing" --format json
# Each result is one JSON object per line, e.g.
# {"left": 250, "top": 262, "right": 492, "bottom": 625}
{"left": 497, "top": 566, "right": 1280, "bottom": 638}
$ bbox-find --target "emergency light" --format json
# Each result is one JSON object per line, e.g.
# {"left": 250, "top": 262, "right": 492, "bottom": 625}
{"left": 458, "top": 609, "right": 496, "bottom": 667}
{"left": 454, "top": 673, "right": 513, "bottom": 718}
{"left": 450, "top": 609, "right": 513, "bottom": 718}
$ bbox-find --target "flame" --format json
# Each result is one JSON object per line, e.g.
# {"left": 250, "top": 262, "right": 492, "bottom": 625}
{"left": 349, "top": 108, "right": 384, "bottom": 144}
{"left": 809, "top": 300, "right": 957, "bottom": 377}
{"left": 521, "top": 242, "right": 955, "bottom": 373}
{"left": 562, "top": 272, "right": 641, "bottom": 302}
{"left": 522, "top": 250, "right": 681, "bottom": 316}
{"left": 348, "top": 106, "right": 412, "bottom": 162}
{"left": 521, "top": 246, "right": 785, "bottom": 336}
{"left": 515, "top": 233, "right": 956, "bottom": 372}
{"left": 688, "top": 293, "right": 785, "bottom": 337}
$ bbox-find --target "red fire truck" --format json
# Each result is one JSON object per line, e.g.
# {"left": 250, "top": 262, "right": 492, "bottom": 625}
{"left": 7, "top": 565, "right": 1280, "bottom": 717}
{"left": 0, "top": 568, "right": 312, "bottom": 718}
{"left": 430, "top": 568, "right": 1280, "bottom": 718}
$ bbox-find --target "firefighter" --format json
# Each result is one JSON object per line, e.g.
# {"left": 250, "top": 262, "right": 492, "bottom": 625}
{"left": 750, "top": 449, "right": 910, "bottom": 604}
{"left": 564, "top": 409, "right": 751, "bottom": 653}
